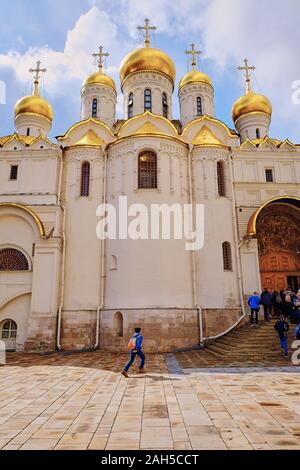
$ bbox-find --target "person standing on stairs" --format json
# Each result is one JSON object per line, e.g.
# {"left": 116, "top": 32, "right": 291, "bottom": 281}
{"left": 274, "top": 314, "right": 290, "bottom": 358}
{"left": 248, "top": 291, "right": 261, "bottom": 327}
{"left": 260, "top": 288, "right": 273, "bottom": 322}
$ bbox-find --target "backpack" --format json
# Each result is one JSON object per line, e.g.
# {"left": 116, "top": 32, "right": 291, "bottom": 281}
{"left": 285, "top": 295, "right": 291, "bottom": 303}
{"left": 128, "top": 334, "right": 140, "bottom": 350}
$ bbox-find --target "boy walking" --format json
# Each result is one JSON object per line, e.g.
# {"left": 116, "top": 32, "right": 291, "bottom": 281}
{"left": 274, "top": 314, "right": 290, "bottom": 358}
{"left": 122, "top": 328, "right": 146, "bottom": 378}
{"left": 248, "top": 291, "right": 260, "bottom": 326}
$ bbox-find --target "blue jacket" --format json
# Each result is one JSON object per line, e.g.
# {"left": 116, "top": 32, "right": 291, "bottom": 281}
{"left": 248, "top": 295, "right": 260, "bottom": 309}
{"left": 133, "top": 334, "right": 143, "bottom": 350}
{"left": 295, "top": 325, "right": 300, "bottom": 339}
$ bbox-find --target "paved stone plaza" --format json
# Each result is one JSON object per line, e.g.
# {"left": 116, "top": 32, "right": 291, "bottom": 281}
{"left": 0, "top": 352, "right": 300, "bottom": 450}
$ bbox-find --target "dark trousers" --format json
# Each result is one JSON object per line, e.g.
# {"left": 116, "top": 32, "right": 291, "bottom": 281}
{"left": 124, "top": 349, "right": 145, "bottom": 371}
{"left": 274, "top": 303, "right": 282, "bottom": 316}
{"left": 279, "top": 335, "right": 288, "bottom": 355}
{"left": 263, "top": 305, "right": 272, "bottom": 321}
{"left": 251, "top": 308, "right": 259, "bottom": 324}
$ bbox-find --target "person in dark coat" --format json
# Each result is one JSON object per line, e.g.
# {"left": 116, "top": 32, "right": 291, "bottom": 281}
{"left": 272, "top": 290, "right": 282, "bottom": 317}
{"left": 284, "top": 292, "right": 295, "bottom": 320}
{"left": 274, "top": 314, "right": 290, "bottom": 357}
{"left": 260, "top": 288, "right": 273, "bottom": 322}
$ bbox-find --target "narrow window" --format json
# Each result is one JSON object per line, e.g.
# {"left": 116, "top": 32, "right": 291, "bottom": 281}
{"left": 26, "top": 128, "right": 30, "bottom": 136}
{"left": 128, "top": 93, "right": 134, "bottom": 118}
{"left": 217, "top": 161, "right": 226, "bottom": 197}
{"left": 0, "top": 248, "right": 29, "bottom": 271}
{"left": 162, "top": 93, "right": 168, "bottom": 118}
{"left": 138, "top": 151, "right": 157, "bottom": 189}
{"left": 92, "top": 98, "right": 98, "bottom": 118}
{"left": 110, "top": 255, "right": 117, "bottom": 271}
{"left": 81, "top": 162, "right": 90, "bottom": 197}
{"left": 256, "top": 128, "right": 260, "bottom": 139}
{"left": 265, "top": 168, "right": 274, "bottom": 183}
{"left": 10, "top": 165, "right": 18, "bottom": 181}
{"left": 144, "top": 89, "right": 152, "bottom": 112}
{"left": 197, "top": 96, "right": 203, "bottom": 116}
{"left": 114, "top": 312, "right": 123, "bottom": 337}
{"left": 222, "top": 242, "right": 232, "bottom": 271}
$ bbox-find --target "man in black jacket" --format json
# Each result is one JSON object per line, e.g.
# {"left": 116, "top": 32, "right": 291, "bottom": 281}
{"left": 274, "top": 314, "right": 290, "bottom": 358}
{"left": 260, "top": 288, "right": 273, "bottom": 322}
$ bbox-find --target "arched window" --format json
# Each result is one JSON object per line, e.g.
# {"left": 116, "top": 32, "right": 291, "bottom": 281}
{"left": 92, "top": 98, "right": 98, "bottom": 118}
{"left": 217, "top": 161, "right": 226, "bottom": 197}
{"left": 0, "top": 248, "right": 29, "bottom": 271}
{"left": 128, "top": 93, "right": 134, "bottom": 118}
{"left": 197, "top": 97, "right": 203, "bottom": 116}
{"left": 222, "top": 242, "right": 232, "bottom": 271}
{"left": 162, "top": 93, "right": 168, "bottom": 118}
{"left": 80, "top": 162, "right": 90, "bottom": 197}
{"left": 138, "top": 151, "right": 157, "bottom": 189}
{"left": 144, "top": 89, "right": 152, "bottom": 112}
{"left": 114, "top": 312, "right": 123, "bottom": 337}
{"left": 256, "top": 128, "right": 260, "bottom": 139}
{"left": 1, "top": 320, "right": 17, "bottom": 339}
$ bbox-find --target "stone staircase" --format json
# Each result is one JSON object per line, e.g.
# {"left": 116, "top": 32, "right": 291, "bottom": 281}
{"left": 175, "top": 320, "right": 297, "bottom": 368}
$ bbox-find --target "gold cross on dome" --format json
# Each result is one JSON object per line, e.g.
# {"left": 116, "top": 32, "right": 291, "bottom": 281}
{"left": 92, "top": 46, "right": 110, "bottom": 73}
{"left": 185, "top": 43, "right": 202, "bottom": 70}
{"left": 238, "top": 58, "right": 255, "bottom": 92}
{"left": 29, "top": 60, "right": 47, "bottom": 95}
{"left": 137, "top": 18, "right": 157, "bottom": 48}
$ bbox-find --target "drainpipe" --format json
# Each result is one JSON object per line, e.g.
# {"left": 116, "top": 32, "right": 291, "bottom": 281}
{"left": 57, "top": 203, "right": 66, "bottom": 350}
{"left": 57, "top": 146, "right": 64, "bottom": 205}
{"left": 95, "top": 146, "right": 108, "bottom": 349}
{"left": 54, "top": 146, "right": 65, "bottom": 350}
{"left": 187, "top": 144, "right": 203, "bottom": 346}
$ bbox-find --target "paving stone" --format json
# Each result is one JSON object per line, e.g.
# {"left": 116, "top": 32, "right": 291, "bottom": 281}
{"left": 2, "top": 351, "right": 300, "bottom": 450}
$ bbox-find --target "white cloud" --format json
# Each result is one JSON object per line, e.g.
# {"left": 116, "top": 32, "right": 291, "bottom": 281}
{"left": 0, "top": 7, "right": 128, "bottom": 98}
{"left": 1, "top": 1, "right": 300, "bottom": 139}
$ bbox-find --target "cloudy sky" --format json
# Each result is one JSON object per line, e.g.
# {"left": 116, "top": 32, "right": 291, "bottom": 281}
{"left": 0, "top": 0, "right": 300, "bottom": 141}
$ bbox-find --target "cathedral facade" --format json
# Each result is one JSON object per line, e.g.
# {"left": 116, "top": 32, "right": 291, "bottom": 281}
{"left": 0, "top": 21, "right": 300, "bottom": 353}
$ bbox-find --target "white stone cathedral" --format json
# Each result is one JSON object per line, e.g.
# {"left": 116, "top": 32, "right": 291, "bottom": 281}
{"left": 0, "top": 20, "right": 299, "bottom": 353}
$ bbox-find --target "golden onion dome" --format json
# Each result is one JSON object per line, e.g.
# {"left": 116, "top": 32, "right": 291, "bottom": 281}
{"left": 15, "top": 94, "right": 53, "bottom": 122}
{"left": 83, "top": 71, "right": 116, "bottom": 91}
{"left": 119, "top": 47, "right": 176, "bottom": 86}
{"left": 179, "top": 69, "right": 212, "bottom": 91}
{"left": 232, "top": 91, "right": 272, "bottom": 122}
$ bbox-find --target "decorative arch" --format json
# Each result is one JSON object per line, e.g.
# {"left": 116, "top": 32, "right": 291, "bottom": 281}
{"left": 0, "top": 290, "right": 32, "bottom": 310}
{"left": 0, "top": 203, "right": 46, "bottom": 238}
{"left": 247, "top": 196, "right": 300, "bottom": 237}
{"left": 254, "top": 200, "right": 300, "bottom": 292}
